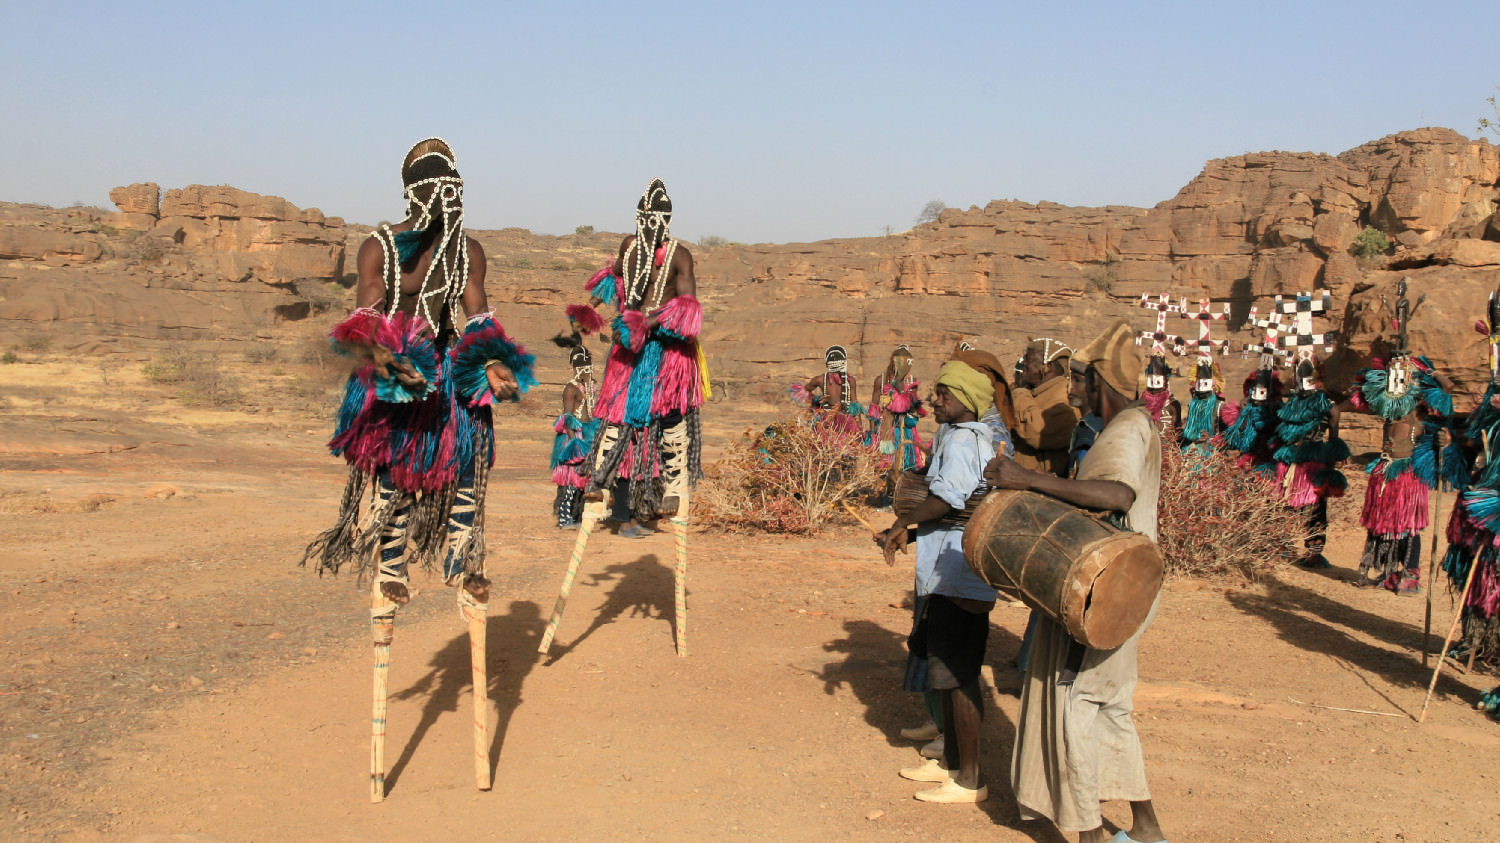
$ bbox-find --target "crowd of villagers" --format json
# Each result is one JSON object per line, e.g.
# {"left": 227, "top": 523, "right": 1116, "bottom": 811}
{"left": 781, "top": 288, "right": 1500, "bottom": 722}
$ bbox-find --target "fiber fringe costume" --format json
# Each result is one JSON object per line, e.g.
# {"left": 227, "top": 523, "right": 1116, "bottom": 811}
{"left": 300, "top": 137, "right": 535, "bottom": 801}
{"left": 552, "top": 344, "right": 600, "bottom": 528}
{"left": 1140, "top": 354, "right": 1181, "bottom": 437}
{"left": 1444, "top": 292, "right": 1500, "bottom": 679}
{"left": 302, "top": 142, "right": 536, "bottom": 592}
{"left": 870, "top": 345, "right": 927, "bottom": 472}
{"left": 1181, "top": 359, "right": 1236, "bottom": 457}
{"left": 570, "top": 178, "right": 704, "bottom": 518}
{"left": 1273, "top": 360, "right": 1348, "bottom": 565}
{"left": 791, "top": 345, "right": 863, "bottom": 435}
{"left": 1223, "top": 369, "right": 1282, "bottom": 477}
{"left": 1349, "top": 355, "right": 1459, "bottom": 591}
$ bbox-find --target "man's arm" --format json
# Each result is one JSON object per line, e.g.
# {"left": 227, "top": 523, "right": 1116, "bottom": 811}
{"left": 984, "top": 457, "right": 1135, "bottom": 513}
{"left": 346, "top": 236, "right": 422, "bottom": 389}
{"left": 562, "top": 383, "right": 582, "bottom": 415}
{"left": 459, "top": 238, "right": 518, "bottom": 400}
{"left": 355, "top": 236, "right": 385, "bottom": 309}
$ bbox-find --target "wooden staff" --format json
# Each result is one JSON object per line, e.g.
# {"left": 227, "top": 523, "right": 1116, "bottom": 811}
{"left": 370, "top": 589, "right": 396, "bottom": 802}
{"left": 841, "top": 500, "right": 881, "bottom": 534}
{"left": 1419, "top": 545, "right": 1482, "bottom": 723}
{"left": 539, "top": 499, "right": 605, "bottom": 654}
{"left": 671, "top": 515, "right": 689, "bottom": 658}
{"left": 462, "top": 594, "right": 490, "bottom": 790}
{"left": 1424, "top": 451, "right": 1444, "bottom": 669}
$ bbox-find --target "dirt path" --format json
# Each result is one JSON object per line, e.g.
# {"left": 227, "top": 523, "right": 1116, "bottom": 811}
{"left": 3, "top": 360, "right": 1497, "bottom": 842}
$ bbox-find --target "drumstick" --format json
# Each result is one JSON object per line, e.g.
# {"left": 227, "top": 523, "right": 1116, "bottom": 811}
{"left": 842, "top": 500, "right": 881, "bottom": 534}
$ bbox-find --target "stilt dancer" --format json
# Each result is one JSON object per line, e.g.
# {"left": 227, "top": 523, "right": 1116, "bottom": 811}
{"left": 543, "top": 179, "right": 706, "bottom": 656}
{"left": 300, "top": 138, "right": 535, "bottom": 799}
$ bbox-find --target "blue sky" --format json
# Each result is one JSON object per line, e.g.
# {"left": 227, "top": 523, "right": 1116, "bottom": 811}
{"left": 2, "top": 1, "right": 1495, "bottom": 243}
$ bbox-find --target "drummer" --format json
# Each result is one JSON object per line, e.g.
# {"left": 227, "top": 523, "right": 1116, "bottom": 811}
{"left": 983, "top": 318, "right": 1168, "bottom": 843}
{"left": 876, "top": 360, "right": 998, "bottom": 804}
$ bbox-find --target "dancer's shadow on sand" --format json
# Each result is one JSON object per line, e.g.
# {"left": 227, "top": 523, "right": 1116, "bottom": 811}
{"left": 386, "top": 599, "right": 542, "bottom": 793}
{"left": 815, "top": 619, "right": 1063, "bottom": 841}
{"left": 541, "top": 553, "right": 675, "bottom": 665}
{"left": 1227, "top": 580, "right": 1479, "bottom": 711}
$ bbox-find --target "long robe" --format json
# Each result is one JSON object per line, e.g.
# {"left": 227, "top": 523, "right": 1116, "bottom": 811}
{"left": 1011, "top": 404, "right": 1160, "bottom": 832}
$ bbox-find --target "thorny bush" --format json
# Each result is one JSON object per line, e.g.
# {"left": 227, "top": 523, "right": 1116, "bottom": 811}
{"left": 695, "top": 412, "right": 883, "bottom": 534}
{"left": 1157, "top": 444, "right": 1312, "bottom": 582}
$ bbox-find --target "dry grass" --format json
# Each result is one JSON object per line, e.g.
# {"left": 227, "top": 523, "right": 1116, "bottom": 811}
{"left": 695, "top": 413, "right": 883, "bottom": 534}
{"left": 1157, "top": 444, "right": 1313, "bottom": 582}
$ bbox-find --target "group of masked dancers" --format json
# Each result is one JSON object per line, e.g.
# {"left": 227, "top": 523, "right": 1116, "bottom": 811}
{"left": 297, "top": 137, "right": 1500, "bottom": 836}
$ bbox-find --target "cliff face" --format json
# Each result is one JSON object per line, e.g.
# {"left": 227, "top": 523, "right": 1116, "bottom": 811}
{"left": 2, "top": 128, "right": 1497, "bottom": 399}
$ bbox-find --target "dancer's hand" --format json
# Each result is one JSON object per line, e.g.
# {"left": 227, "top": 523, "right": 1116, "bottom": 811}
{"left": 486, "top": 362, "right": 519, "bottom": 401}
{"left": 371, "top": 345, "right": 427, "bottom": 392}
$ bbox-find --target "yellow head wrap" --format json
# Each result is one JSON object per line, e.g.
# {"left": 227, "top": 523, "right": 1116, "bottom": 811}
{"left": 936, "top": 360, "right": 994, "bottom": 417}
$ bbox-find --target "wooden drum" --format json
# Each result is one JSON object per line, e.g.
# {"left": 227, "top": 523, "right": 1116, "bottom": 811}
{"left": 961, "top": 489, "right": 1162, "bottom": 650}
{"left": 892, "top": 470, "right": 986, "bottom": 526}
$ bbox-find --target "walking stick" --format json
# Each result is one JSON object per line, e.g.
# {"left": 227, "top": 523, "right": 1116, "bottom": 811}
{"left": 461, "top": 593, "right": 490, "bottom": 790}
{"left": 370, "top": 589, "right": 396, "bottom": 802}
{"left": 1418, "top": 545, "right": 1481, "bottom": 723}
{"left": 539, "top": 498, "right": 605, "bottom": 654}
{"left": 1424, "top": 450, "right": 1444, "bottom": 669}
{"left": 671, "top": 515, "right": 689, "bottom": 658}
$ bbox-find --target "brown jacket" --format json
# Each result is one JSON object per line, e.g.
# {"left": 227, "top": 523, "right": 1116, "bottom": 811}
{"left": 1011, "top": 375, "right": 1079, "bottom": 476}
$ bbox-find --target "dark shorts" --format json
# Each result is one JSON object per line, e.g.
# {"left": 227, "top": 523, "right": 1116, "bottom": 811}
{"left": 906, "top": 594, "right": 991, "bottom": 689}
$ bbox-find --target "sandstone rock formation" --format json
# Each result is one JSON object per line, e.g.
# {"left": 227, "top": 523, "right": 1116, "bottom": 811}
{"left": 2, "top": 128, "right": 1497, "bottom": 411}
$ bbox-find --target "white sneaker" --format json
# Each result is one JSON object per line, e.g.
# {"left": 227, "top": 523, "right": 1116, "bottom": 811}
{"left": 899, "top": 721, "right": 940, "bottom": 741}
{"left": 919, "top": 734, "right": 945, "bottom": 759}
{"left": 898, "top": 758, "right": 951, "bottom": 783}
{"left": 914, "top": 779, "right": 988, "bottom": 803}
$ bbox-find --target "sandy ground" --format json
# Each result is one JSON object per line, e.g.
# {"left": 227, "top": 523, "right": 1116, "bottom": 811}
{"left": 2, "top": 355, "right": 1498, "bottom": 843}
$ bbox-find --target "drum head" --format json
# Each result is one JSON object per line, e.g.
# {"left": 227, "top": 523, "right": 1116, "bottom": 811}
{"left": 1078, "top": 535, "right": 1163, "bottom": 650}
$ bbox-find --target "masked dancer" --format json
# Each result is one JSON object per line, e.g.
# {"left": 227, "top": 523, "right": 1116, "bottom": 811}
{"left": 551, "top": 341, "right": 600, "bottom": 528}
{"left": 540, "top": 179, "right": 704, "bottom": 657}
{"left": 301, "top": 138, "right": 535, "bottom": 799}
{"left": 1141, "top": 354, "right": 1182, "bottom": 436}
{"left": 1272, "top": 292, "right": 1356, "bottom": 567}
{"left": 1449, "top": 287, "right": 1500, "bottom": 712}
{"left": 798, "top": 345, "right": 862, "bottom": 434}
{"left": 1349, "top": 282, "right": 1459, "bottom": 593}
{"left": 870, "top": 344, "right": 927, "bottom": 472}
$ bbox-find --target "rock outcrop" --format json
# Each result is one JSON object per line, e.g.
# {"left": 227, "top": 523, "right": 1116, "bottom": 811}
{"left": 2, "top": 128, "right": 1497, "bottom": 405}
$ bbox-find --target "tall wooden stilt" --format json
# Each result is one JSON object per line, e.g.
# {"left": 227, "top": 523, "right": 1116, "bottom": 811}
{"left": 463, "top": 595, "right": 490, "bottom": 790}
{"left": 539, "top": 499, "right": 605, "bottom": 654}
{"left": 672, "top": 515, "right": 689, "bottom": 658}
{"left": 370, "top": 588, "right": 395, "bottom": 802}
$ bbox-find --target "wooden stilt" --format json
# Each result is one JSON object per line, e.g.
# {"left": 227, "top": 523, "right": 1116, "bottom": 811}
{"left": 539, "top": 499, "right": 605, "bottom": 654}
{"left": 1419, "top": 547, "right": 1481, "bottom": 723}
{"left": 672, "top": 515, "right": 689, "bottom": 658}
{"left": 370, "top": 588, "right": 395, "bottom": 802}
{"left": 463, "top": 596, "right": 490, "bottom": 791}
{"left": 1423, "top": 485, "right": 1445, "bottom": 669}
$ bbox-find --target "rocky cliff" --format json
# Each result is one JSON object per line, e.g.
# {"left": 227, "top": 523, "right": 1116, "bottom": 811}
{"left": 2, "top": 128, "right": 1497, "bottom": 403}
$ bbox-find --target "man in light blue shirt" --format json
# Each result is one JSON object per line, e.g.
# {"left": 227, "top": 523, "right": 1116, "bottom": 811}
{"left": 878, "top": 359, "right": 997, "bottom": 804}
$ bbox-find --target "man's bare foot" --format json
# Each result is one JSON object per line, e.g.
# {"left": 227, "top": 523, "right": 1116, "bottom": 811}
{"left": 462, "top": 574, "right": 491, "bottom": 604}
{"left": 379, "top": 581, "right": 411, "bottom": 606}
{"left": 658, "top": 496, "right": 681, "bottom": 518}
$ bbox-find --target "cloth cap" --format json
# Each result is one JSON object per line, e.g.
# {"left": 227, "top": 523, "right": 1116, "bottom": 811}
{"left": 1073, "top": 319, "right": 1142, "bottom": 399}
{"left": 936, "top": 360, "right": 994, "bottom": 417}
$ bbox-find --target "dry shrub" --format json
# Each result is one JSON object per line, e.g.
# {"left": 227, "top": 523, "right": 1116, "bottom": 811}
{"left": 695, "top": 413, "right": 883, "bottom": 534}
{"left": 1157, "top": 445, "right": 1312, "bottom": 582}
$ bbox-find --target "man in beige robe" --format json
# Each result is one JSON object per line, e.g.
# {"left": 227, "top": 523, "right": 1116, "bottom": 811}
{"left": 984, "top": 319, "right": 1167, "bottom": 843}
